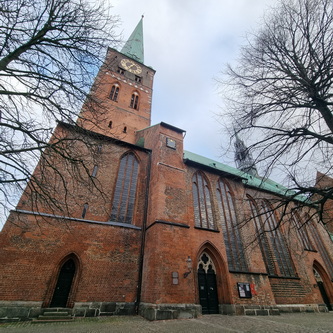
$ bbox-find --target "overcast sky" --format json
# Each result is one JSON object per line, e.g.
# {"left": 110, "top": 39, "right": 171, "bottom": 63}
{"left": 110, "top": 0, "right": 277, "bottom": 166}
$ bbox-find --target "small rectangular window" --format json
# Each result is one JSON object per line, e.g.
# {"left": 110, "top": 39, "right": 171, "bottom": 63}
{"left": 166, "top": 138, "right": 176, "bottom": 149}
{"left": 172, "top": 272, "right": 179, "bottom": 285}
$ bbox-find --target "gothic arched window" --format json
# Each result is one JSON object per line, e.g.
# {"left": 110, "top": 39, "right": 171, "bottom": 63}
{"left": 308, "top": 220, "right": 333, "bottom": 278}
{"left": 216, "top": 179, "right": 247, "bottom": 272}
{"left": 109, "top": 84, "right": 120, "bottom": 101}
{"left": 192, "top": 172, "right": 215, "bottom": 230}
{"left": 261, "top": 200, "right": 296, "bottom": 277}
{"left": 130, "top": 92, "right": 139, "bottom": 110}
{"left": 247, "top": 195, "right": 276, "bottom": 275}
{"left": 291, "top": 211, "right": 314, "bottom": 251}
{"left": 110, "top": 152, "right": 139, "bottom": 224}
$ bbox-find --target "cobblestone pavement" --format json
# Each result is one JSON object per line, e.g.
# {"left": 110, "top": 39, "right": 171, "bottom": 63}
{"left": 0, "top": 313, "right": 332, "bottom": 333}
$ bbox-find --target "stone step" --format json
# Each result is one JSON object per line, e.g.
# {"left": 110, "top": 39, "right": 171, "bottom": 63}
{"left": 40, "top": 311, "right": 70, "bottom": 317}
{"left": 32, "top": 308, "right": 74, "bottom": 323}
{"left": 31, "top": 318, "right": 73, "bottom": 324}
{"left": 37, "top": 314, "right": 73, "bottom": 320}
{"left": 42, "top": 308, "right": 71, "bottom": 313}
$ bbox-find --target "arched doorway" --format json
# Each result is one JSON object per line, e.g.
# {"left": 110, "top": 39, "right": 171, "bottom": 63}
{"left": 313, "top": 267, "right": 332, "bottom": 311}
{"left": 197, "top": 252, "right": 219, "bottom": 314}
{"left": 50, "top": 259, "right": 76, "bottom": 308}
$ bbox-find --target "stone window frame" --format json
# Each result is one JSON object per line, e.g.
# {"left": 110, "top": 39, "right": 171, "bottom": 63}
{"left": 216, "top": 178, "right": 247, "bottom": 272}
{"left": 260, "top": 200, "right": 296, "bottom": 277}
{"left": 291, "top": 210, "right": 315, "bottom": 251}
{"left": 110, "top": 152, "right": 139, "bottom": 224}
{"left": 192, "top": 171, "right": 216, "bottom": 231}
{"left": 130, "top": 91, "right": 139, "bottom": 110}
{"left": 308, "top": 219, "right": 333, "bottom": 279}
{"left": 247, "top": 195, "right": 276, "bottom": 275}
{"left": 109, "top": 83, "right": 120, "bottom": 102}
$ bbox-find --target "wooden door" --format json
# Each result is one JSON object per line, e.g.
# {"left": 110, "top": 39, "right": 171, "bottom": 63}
{"left": 314, "top": 267, "right": 332, "bottom": 311}
{"left": 197, "top": 253, "right": 219, "bottom": 314}
{"left": 50, "top": 259, "right": 75, "bottom": 308}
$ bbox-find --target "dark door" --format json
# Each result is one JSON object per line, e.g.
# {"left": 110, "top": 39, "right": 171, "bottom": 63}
{"left": 198, "top": 264, "right": 219, "bottom": 314}
{"left": 50, "top": 259, "right": 75, "bottom": 308}
{"left": 317, "top": 281, "right": 332, "bottom": 311}
{"left": 313, "top": 268, "right": 332, "bottom": 311}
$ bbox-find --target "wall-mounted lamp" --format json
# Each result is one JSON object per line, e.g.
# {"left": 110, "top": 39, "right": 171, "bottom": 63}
{"left": 183, "top": 256, "right": 192, "bottom": 278}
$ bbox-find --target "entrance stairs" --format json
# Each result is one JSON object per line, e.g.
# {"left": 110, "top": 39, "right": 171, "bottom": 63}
{"left": 32, "top": 308, "right": 73, "bottom": 323}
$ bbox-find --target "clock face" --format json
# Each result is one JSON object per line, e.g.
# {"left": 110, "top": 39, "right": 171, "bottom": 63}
{"left": 120, "top": 58, "right": 142, "bottom": 75}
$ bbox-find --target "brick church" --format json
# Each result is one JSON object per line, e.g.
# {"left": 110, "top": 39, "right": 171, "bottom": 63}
{"left": 0, "top": 18, "right": 333, "bottom": 321}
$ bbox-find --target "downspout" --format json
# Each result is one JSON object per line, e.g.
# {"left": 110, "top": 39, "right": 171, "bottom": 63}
{"left": 135, "top": 149, "right": 152, "bottom": 314}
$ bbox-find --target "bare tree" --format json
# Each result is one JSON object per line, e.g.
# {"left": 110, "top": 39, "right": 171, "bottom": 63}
{"left": 0, "top": 0, "right": 120, "bottom": 222}
{"left": 221, "top": 0, "right": 333, "bottom": 224}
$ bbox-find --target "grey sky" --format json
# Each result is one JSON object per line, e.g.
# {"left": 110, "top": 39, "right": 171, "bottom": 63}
{"left": 111, "top": 0, "right": 277, "bottom": 165}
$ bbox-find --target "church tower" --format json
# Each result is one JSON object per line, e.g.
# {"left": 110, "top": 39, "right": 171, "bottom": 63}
{"left": 234, "top": 133, "right": 258, "bottom": 176}
{"left": 78, "top": 17, "right": 155, "bottom": 145}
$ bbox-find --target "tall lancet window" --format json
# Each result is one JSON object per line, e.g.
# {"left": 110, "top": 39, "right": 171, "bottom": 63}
{"left": 291, "top": 211, "right": 314, "bottom": 251}
{"left": 248, "top": 195, "right": 276, "bottom": 275}
{"left": 308, "top": 220, "right": 333, "bottom": 279}
{"left": 110, "top": 152, "right": 139, "bottom": 224}
{"left": 130, "top": 92, "right": 139, "bottom": 110}
{"left": 261, "top": 200, "right": 296, "bottom": 277}
{"left": 110, "top": 84, "right": 120, "bottom": 101}
{"left": 216, "top": 178, "right": 247, "bottom": 272}
{"left": 192, "top": 172, "right": 216, "bottom": 230}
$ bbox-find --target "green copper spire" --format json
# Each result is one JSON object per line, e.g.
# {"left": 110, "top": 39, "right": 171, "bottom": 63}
{"left": 121, "top": 17, "right": 144, "bottom": 64}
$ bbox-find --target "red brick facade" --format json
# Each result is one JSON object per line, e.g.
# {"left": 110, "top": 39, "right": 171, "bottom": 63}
{"left": 315, "top": 172, "right": 333, "bottom": 234}
{"left": 0, "top": 34, "right": 333, "bottom": 321}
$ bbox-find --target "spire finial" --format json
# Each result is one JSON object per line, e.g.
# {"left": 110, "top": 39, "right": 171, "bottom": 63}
{"left": 234, "top": 133, "right": 259, "bottom": 177}
{"left": 121, "top": 18, "right": 144, "bottom": 63}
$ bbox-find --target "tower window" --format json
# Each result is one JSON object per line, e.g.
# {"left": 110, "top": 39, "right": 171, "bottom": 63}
{"left": 81, "top": 203, "right": 88, "bottom": 219}
{"left": 96, "top": 145, "right": 102, "bottom": 154}
{"left": 117, "top": 67, "right": 125, "bottom": 75}
{"left": 130, "top": 92, "right": 139, "bottom": 110}
{"left": 91, "top": 165, "right": 98, "bottom": 177}
{"left": 123, "top": 126, "right": 127, "bottom": 133}
{"left": 135, "top": 76, "right": 142, "bottom": 83}
{"left": 108, "top": 120, "right": 113, "bottom": 128}
{"left": 109, "top": 84, "right": 119, "bottom": 101}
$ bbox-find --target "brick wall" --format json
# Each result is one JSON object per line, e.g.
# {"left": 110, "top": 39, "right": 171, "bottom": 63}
{"left": 315, "top": 172, "right": 333, "bottom": 234}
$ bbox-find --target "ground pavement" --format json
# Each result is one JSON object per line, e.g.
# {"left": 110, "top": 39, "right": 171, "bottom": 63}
{"left": 0, "top": 313, "right": 333, "bottom": 333}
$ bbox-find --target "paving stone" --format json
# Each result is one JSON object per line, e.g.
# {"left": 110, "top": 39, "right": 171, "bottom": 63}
{"left": 0, "top": 312, "right": 332, "bottom": 333}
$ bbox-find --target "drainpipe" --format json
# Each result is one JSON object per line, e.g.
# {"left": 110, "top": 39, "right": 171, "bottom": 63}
{"left": 135, "top": 149, "right": 152, "bottom": 314}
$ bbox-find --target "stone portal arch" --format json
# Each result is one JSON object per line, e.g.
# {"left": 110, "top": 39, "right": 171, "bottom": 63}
{"left": 44, "top": 253, "right": 81, "bottom": 308}
{"left": 197, "top": 252, "right": 219, "bottom": 314}
{"left": 196, "top": 243, "right": 231, "bottom": 314}
{"left": 313, "top": 261, "right": 333, "bottom": 311}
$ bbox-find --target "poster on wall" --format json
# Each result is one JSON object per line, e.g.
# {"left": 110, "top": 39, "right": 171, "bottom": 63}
{"left": 237, "top": 282, "right": 252, "bottom": 298}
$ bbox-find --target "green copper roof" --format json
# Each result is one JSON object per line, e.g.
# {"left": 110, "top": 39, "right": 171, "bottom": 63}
{"left": 121, "top": 17, "right": 144, "bottom": 63}
{"left": 183, "top": 150, "right": 308, "bottom": 202}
